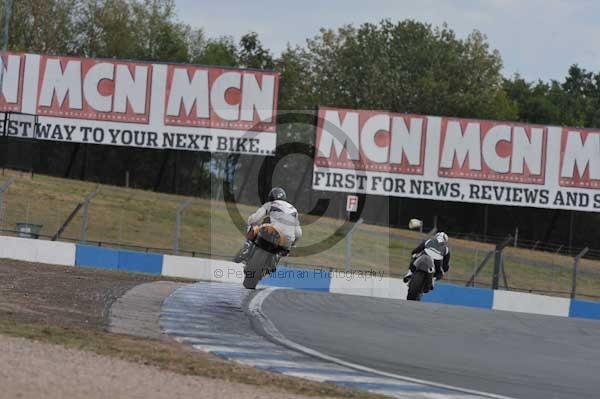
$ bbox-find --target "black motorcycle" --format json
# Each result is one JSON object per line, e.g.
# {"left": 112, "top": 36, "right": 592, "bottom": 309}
{"left": 406, "top": 240, "right": 446, "bottom": 301}
{"left": 241, "top": 224, "right": 289, "bottom": 289}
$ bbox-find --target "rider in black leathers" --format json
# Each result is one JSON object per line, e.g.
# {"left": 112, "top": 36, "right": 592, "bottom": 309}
{"left": 404, "top": 232, "right": 451, "bottom": 283}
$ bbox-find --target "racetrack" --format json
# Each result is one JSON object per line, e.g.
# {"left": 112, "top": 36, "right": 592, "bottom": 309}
{"left": 261, "top": 289, "right": 600, "bottom": 399}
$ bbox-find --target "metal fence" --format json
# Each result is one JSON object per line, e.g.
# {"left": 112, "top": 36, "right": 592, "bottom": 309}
{"left": 0, "top": 169, "right": 599, "bottom": 300}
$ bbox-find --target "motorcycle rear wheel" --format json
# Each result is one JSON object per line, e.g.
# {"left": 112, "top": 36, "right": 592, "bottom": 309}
{"left": 243, "top": 246, "right": 272, "bottom": 289}
{"left": 407, "top": 270, "right": 426, "bottom": 301}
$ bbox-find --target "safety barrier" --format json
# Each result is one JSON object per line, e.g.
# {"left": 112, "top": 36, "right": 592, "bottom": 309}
{"left": 1, "top": 235, "right": 600, "bottom": 321}
{"left": 76, "top": 245, "right": 163, "bottom": 274}
{"left": 423, "top": 284, "right": 494, "bottom": 309}
{"left": 260, "top": 266, "right": 331, "bottom": 291}
{"left": 162, "top": 255, "right": 244, "bottom": 284}
{"left": 330, "top": 275, "right": 407, "bottom": 299}
{"left": 0, "top": 235, "right": 76, "bottom": 266}
{"left": 492, "top": 290, "right": 571, "bottom": 317}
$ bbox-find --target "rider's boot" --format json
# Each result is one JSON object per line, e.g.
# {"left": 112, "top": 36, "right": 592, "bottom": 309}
{"left": 233, "top": 240, "right": 254, "bottom": 264}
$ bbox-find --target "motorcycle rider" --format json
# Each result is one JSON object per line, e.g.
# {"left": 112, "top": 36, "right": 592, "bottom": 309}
{"left": 403, "top": 232, "right": 450, "bottom": 284}
{"left": 233, "top": 187, "right": 302, "bottom": 270}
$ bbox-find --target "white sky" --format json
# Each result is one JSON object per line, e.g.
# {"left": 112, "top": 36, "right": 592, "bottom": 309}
{"left": 174, "top": 0, "right": 600, "bottom": 82}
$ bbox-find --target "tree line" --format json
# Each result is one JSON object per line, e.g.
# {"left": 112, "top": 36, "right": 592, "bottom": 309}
{"left": 1, "top": 0, "right": 599, "bottom": 251}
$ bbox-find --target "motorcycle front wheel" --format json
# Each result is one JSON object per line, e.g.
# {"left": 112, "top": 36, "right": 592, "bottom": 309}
{"left": 407, "top": 270, "right": 426, "bottom": 301}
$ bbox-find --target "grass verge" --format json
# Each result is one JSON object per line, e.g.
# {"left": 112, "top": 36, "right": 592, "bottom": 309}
{"left": 0, "top": 169, "right": 599, "bottom": 298}
{"left": 0, "top": 318, "right": 386, "bottom": 399}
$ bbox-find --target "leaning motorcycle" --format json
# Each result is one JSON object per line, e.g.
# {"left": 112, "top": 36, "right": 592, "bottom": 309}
{"left": 242, "top": 224, "right": 289, "bottom": 289}
{"left": 406, "top": 240, "right": 446, "bottom": 301}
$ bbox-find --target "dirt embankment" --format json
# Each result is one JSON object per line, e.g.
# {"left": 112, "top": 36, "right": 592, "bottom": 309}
{"left": 0, "top": 259, "right": 162, "bottom": 328}
{"left": 0, "top": 260, "right": 380, "bottom": 399}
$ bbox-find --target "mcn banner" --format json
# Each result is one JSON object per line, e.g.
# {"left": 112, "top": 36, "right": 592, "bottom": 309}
{"left": 313, "top": 107, "right": 600, "bottom": 212}
{"left": 0, "top": 51, "right": 279, "bottom": 154}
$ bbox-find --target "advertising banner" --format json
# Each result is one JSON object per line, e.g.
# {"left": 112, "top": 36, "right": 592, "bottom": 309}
{"left": 313, "top": 107, "right": 600, "bottom": 212}
{"left": 0, "top": 51, "right": 279, "bottom": 155}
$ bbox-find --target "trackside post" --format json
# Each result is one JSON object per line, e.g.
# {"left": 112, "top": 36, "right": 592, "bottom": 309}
{"left": 571, "top": 247, "right": 589, "bottom": 299}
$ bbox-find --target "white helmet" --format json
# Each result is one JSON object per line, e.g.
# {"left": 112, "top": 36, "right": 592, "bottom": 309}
{"left": 424, "top": 239, "right": 445, "bottom": 260}
{"left": 435, "top": 232, "right": 448, "bottom": 245}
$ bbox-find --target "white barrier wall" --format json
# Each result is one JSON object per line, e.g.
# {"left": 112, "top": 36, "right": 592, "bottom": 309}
{"left": 330, "top": 275, "right": 408, "bottom": 300}
{"left": 2, "top": 235, "right": 597, "bottom": 320}
{"left": 0, "top": 236, "right": 75, "bottom": 266}
{"left": 162, "top": 255, "right": 244, "bottom": 284}
{"left": 492, "top": 290, "right": 571, "bottom": 317}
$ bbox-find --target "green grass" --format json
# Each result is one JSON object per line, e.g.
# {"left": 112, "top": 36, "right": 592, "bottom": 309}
{"left": 1, "top": 169, "right": 599, "bottom": 299}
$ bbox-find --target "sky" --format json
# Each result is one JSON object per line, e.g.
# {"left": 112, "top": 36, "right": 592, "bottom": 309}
{"left": 173, "top": 0, "right": 600, "bottom": 82}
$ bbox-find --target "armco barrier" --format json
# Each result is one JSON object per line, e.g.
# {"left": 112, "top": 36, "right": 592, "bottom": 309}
{"left": 492, "top": 290, "right": 571, "bottom": 317}
{"left": 0, "top": 235, "right": 75, "bottom": 266}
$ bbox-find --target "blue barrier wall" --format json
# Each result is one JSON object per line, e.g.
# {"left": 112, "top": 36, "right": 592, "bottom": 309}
{"left": 75, "top": 245, "right": 163, "bottom": 275}
{"left": 76, "top": 245, "right": 119, "bottom": 270}
{"left": 569, "top": 299, "right": 600, "bottom": 320}
{"left": 72, "top": 242, "right": 600, "bottom": 321}
{"left": 423, "top": 283, "right": 494, "bottom": 309}
{"left": 118, "top": 250, "right": 163, "bottom": 274}
{"left": 261, "top": 266, "right": 331, "bottom": 291}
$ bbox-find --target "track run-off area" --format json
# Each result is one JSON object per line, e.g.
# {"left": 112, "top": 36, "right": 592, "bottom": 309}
{"left": 158, "top": 281, "right": 600, "bottom": 399}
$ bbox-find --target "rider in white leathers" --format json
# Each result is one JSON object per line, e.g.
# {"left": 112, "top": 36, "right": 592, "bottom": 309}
{"left": 234, "top": 187, "right": 302, "bottom": 264}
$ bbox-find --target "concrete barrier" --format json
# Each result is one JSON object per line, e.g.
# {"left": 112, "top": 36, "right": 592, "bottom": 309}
{"left": 260, "top": 266, "right": 331, "bottom": 291}
{"left": 376, "top": 277, "right": 408, "bottom": 299}
{"left": 3, "top": 235, "right": 600, "bottom": 321}
{"left": 329, "top": 273, "right": 377, "bottom": 297}
{"left": 424, "top": 283, "right": 494, "bottom": 309}
{"left": 75, "top": 245, "right": 119, "bottom": 270}
{"left": 75, "top": 245, "right": 162, "bottom": 275}
{"left": 569, "top": 299, "right": 600, "bottom": 320}
{"left": 118, "top": 249, "right": 163, "bottom": 274}
{"left": 162, "top": 255, "right": 244, "bottom": 283}
{"left": 330, "top": 275, "right": 408, "bottom": 299}
{"left": 492, "top": 290, "right": 571, "bottom": 317}
{"left": 0, "top": 236, "right": 75, "bottom": 266}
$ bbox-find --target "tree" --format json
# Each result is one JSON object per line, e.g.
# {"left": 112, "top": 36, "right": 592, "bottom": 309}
{"left": 238, "top": 32, "right": 274, "bottom": 70}
{"left": 191, "top": 36, "right": 238, "bottom": 66}
{"left": 4, "top": 0, "right": 77, "bottom": 54}
{"left": 281, "top": 20, "right": 517, "bottom": 121}
{"left": 74, "top": 0, "right": 135, "bottom": 58}
{"left": 129, "top": 0, "right": 189, "bottom": 62}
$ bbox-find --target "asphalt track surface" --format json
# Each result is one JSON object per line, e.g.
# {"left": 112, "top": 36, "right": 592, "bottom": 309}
{"left": 261, "top": 289, "right": 600, "bottom": 399}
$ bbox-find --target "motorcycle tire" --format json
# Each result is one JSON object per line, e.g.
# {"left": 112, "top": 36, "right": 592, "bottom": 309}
{"left": 243, "top": 246, "right": 272, "bottom": 289}
{"left": 407, "top": 270, "right": 426, "bottom": 301}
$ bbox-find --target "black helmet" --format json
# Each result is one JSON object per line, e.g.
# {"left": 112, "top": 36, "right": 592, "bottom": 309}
{"left": 268, "top": 187, "right": 286, "bottom": 202}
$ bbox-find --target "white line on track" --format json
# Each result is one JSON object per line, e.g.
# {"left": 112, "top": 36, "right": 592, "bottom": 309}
{"left": 249, "top": 287, "right": 516, "bottom": 399}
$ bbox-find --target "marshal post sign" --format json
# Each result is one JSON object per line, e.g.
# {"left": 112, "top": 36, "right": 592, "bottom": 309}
{"left": 0, "top": 51, "right": 280, "bottom": 155}
{"left": 313, "top": 107, "right": 600, "bottom": 212}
